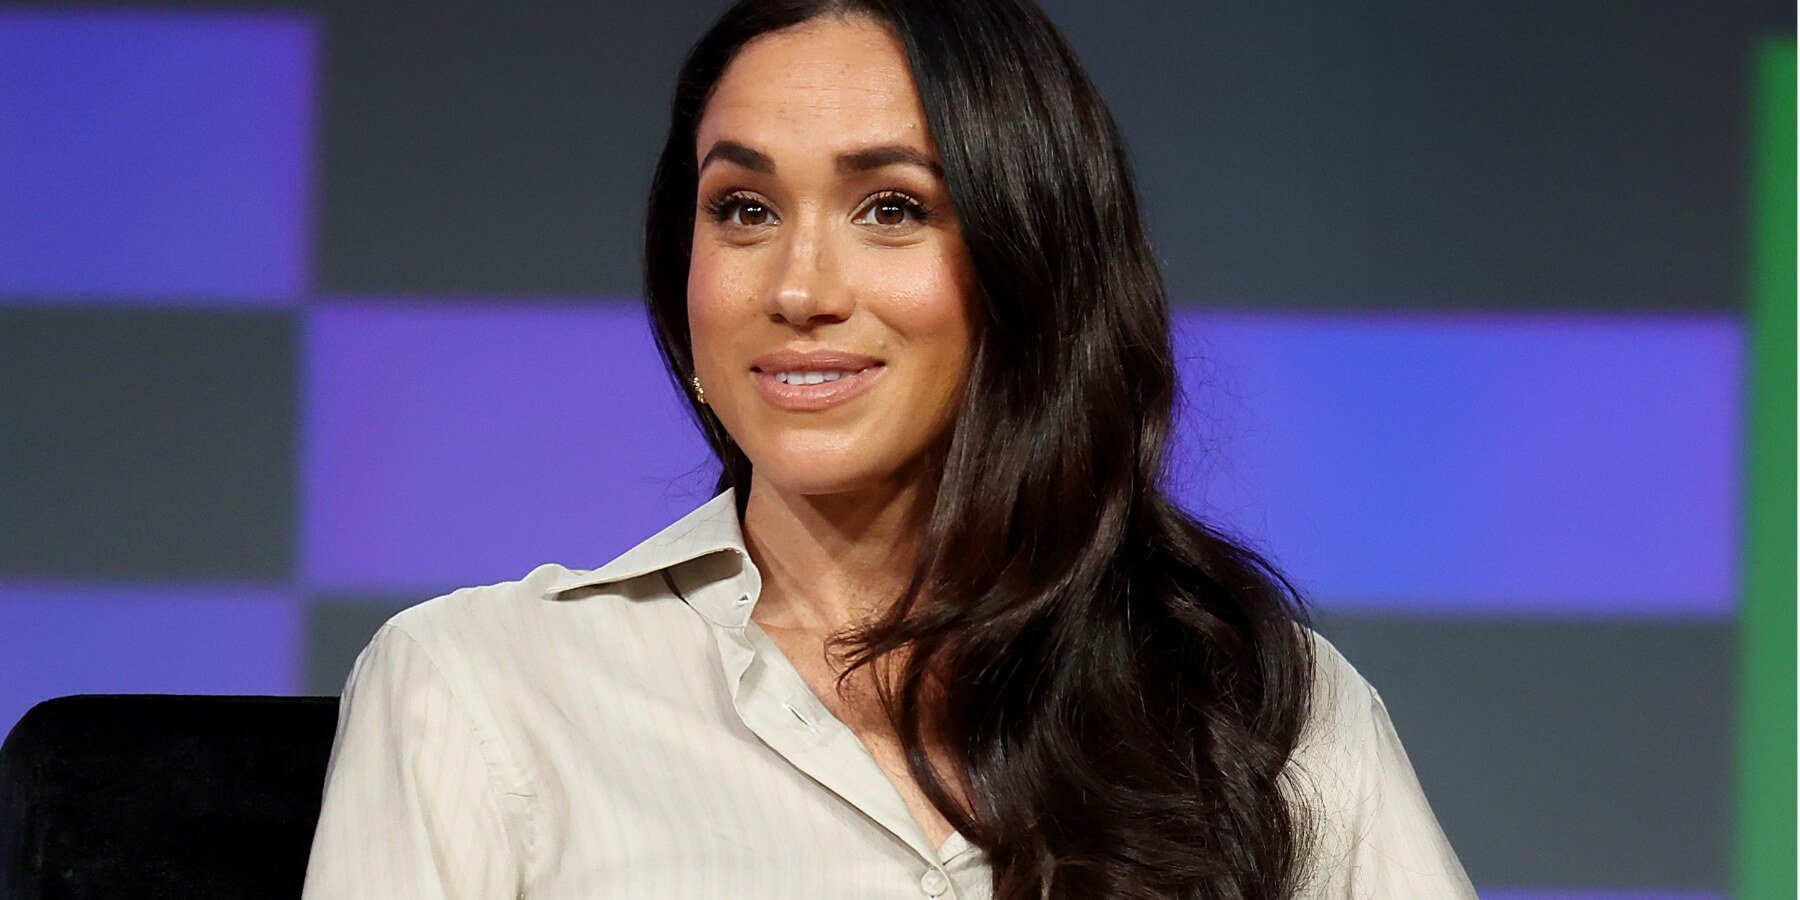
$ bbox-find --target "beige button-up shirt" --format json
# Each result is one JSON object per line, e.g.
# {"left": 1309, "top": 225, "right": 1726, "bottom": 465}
{"left": 301, "top": 488, "right": 1477, "bottom": 899}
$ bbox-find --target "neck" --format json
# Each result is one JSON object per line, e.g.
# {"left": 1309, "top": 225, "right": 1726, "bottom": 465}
{"left": 741, "top": 469, "right": 933, "bottom": 637}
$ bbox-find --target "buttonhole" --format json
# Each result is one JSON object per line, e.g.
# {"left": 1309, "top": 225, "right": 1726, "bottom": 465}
{"left": 782, "top": 700, "right": 819, "bottom": 734}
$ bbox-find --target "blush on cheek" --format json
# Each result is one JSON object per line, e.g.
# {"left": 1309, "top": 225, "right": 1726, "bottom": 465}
{"left": 873, "top": 270, "right": 972, "bottom": 331}
{"left": 685, "top": 251, "right": 746, "bottom": 351}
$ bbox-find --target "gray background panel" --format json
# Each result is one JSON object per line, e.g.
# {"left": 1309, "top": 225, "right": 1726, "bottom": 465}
{"left": 292, "top": 0, "right": 1788, "bottom": 309}
{"left": 0, "top": 307, "right": 297, "bottom": 579}
{"left": 304, "top": 596, "right": 424, "bottom": 696}
{"left": 1317, "top": 613, "right": 1734, "bottom": 888}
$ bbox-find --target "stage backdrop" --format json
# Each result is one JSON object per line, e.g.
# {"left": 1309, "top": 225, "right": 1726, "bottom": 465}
{"left": 0, "top": 1, "right": 1793, "bottom": 896}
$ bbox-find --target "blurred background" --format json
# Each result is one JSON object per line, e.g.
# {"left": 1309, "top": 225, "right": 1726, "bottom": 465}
{"left": 0, "top": 0, "right": 1793, "bottom": 896}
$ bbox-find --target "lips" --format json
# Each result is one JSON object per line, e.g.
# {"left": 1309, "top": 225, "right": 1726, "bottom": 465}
{"left": 749, "top": 349, "right": 886, "bottom": 412}
{"left": 750, "top": 349, "right": 884, "bottom": 374}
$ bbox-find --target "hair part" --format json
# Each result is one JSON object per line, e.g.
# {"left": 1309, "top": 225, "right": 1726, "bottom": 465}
{"left": 644, "top": 2, "right": 1321, "bottom": 897}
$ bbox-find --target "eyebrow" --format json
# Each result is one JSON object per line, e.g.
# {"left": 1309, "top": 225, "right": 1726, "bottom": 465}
{"left": 699, "top": 139, "right": 944, "bottom": 178}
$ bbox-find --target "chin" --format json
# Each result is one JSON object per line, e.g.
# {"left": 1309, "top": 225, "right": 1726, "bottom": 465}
{"left": 752, "top": 460, "right": 894, "bottom": 498}
{"left": 734, "top": 422, "right": 937, "bottom": 500}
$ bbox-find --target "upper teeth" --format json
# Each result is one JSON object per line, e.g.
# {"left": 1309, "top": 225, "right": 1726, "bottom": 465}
{"left": 774, "top": 370, "right": 858, "bottom": 385}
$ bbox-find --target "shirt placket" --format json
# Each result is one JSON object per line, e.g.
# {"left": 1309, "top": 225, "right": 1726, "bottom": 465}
{"left": 710, "top": 615, "right": 967, "bottom": 898}
{"left": 668, "top": 547, "right": 974, "bottom": 898}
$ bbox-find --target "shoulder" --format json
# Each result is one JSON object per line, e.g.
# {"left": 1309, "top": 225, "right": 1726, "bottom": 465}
{"left": 372, "top": 563, "right": 579, "bottom": 672}
{"left": 1283, "top": 626, "right": 1480, "bottom": 896}
{"left": 351, "top": 561, "right": 686, "bottom": 703}
{"left": 1282, "top": 625, "right": 1390, "bottom": 822}
{"left": 1281, "top": 619, "right": 1389, "bottom": 795}
{"left": 382, "top": 562, "right": 582, "bottom": 644}
{"left": 333, "top": 559, "right": 698, "bottom": 765}
{"left": 383, "top": 560, "right": 679, "bottom": 647}
{"left": 1294, "top": 626, "right": 1381, "bottom": 754}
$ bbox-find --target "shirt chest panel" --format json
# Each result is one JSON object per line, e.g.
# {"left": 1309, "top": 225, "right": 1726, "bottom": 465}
{"left": 529, "top": 812, "right": 939, "bottom": 900}
{"left": 522, "top": 702, "right": 992, "bottom": 900}
{"left": 505, "top": 579, "right": 993, "bottom": 898}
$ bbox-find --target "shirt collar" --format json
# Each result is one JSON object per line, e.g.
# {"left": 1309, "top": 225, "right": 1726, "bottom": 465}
{"left": 542, "top": 487, "right": 763, "bottom": 629}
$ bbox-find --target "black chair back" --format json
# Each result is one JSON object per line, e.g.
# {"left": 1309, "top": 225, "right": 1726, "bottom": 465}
{"left": 0, "top": 695, "right": 339, "bottom": 900}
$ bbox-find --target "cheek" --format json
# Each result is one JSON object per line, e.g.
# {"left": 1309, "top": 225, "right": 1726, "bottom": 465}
{"left": 849, "top": 250, "right": 977, "bottom": 442}
{"left": 685, "top": 243, "right": 749, "bottom": 373}
{"left": 868, "top": 246, "right": 977, "bottom": 372}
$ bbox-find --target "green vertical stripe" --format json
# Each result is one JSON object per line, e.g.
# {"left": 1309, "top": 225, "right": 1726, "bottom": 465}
{"left": 1735, "top": 36, "right": 1796, "bottom": 900}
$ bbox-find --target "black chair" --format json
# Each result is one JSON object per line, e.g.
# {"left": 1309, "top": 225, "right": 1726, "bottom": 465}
{"left": 0, "top": 695, "right": 339, "bottom": 900}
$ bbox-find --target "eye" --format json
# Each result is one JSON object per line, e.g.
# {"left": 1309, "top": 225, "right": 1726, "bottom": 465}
{"left": 856, "top": 191, "right": 932, "bottom": 230}
{"left": 702, "top": 190, "right": 777, "bottom": 229}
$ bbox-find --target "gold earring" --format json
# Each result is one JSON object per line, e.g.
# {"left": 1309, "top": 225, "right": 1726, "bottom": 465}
{"left": 690, "top": 374, "right": 707, "bottom": 405}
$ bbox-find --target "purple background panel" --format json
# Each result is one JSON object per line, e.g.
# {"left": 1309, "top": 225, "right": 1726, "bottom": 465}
{"left": 1170, "top": 312, "right": 1740, "bottom": 618}
{"left": 0, "top": 581, "right": 304, "bottom": 742}
{"left": 0, "top": 9, "right": 317, "bottom": 302}
{"left": 301, "top": 299, "right": 715, "bottom": 594}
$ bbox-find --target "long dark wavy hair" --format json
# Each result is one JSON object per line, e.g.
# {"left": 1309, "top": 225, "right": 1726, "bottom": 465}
{"left": 643, "top": 1, "right": 1320, "bottom": 897}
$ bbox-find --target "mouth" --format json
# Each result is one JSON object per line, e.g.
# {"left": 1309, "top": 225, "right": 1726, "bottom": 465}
{"left": 749, "top": 362, "right": 886, "bottom": 412}
{"left": 763, "top": 367, "right": 873, "bottom": 385}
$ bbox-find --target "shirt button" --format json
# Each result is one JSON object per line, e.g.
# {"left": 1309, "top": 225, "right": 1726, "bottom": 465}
{"left": 919, "top": 867, "right": 949, "bottom": 897}
{"left": 735, "top": 593, "right": 752, "bottom": 606}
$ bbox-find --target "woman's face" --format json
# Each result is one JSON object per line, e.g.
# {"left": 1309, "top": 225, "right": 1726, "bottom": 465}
{"left": 688, "top": 16, "right": 978, "bottom": 500}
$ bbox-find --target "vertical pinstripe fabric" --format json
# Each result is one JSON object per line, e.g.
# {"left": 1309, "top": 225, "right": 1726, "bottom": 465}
{"left": 301, "top": 489, "right": 1476, "bottom": 899}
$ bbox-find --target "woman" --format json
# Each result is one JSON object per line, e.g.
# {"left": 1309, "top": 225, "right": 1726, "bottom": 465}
{"left": 302, "top": 0, "right": 1477, "bottom": 897}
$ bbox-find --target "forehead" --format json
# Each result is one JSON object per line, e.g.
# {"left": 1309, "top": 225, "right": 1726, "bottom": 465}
{"left": 696, "top": 17, "right": 933, "bottom": 161}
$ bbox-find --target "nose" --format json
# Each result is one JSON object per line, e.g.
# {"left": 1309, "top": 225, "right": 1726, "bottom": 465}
{"left": 761, "top": 213, "right": 854, "bottom": 327}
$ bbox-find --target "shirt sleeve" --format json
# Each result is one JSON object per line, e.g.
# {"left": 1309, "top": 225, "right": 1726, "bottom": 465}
{"left": 1292, "top": 644, "right": 1478, "bottom": 898}
{"left": 301, "top": 623, "right": 526, "bottom": 900}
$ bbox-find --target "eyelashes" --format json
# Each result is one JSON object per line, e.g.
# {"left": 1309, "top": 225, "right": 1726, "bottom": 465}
{"left": 864, "top": 191, "right": 934, "bottom": 225}
{"left": 700, "top": 189, "right": 933, "bottom": 231}
{"left": 699, "top": 191, "right": 768, "bottom": 227}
